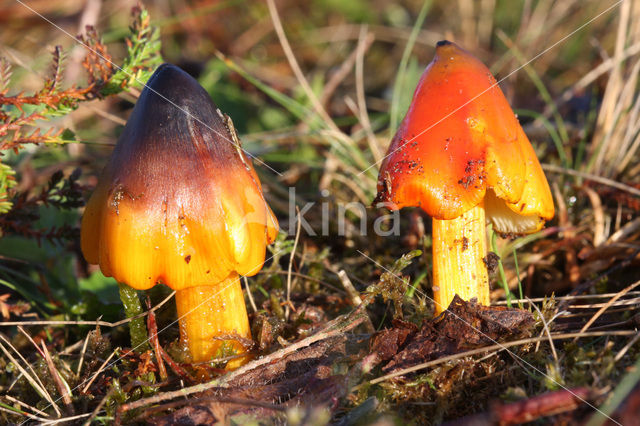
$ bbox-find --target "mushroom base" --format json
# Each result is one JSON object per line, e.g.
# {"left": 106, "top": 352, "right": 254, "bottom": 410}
{"left": 175, "top": 272, "right": 252, "bottom": 369}
{"left": 432, "top": 202, "right": 490, "bottom": 314}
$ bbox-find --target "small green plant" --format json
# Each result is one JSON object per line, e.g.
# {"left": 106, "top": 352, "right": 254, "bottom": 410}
{"left": 0, "top": 5, "right": 162, "bottom": 228}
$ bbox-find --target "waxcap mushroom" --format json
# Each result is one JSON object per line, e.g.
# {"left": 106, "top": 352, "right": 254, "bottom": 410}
{"left": 81, "top": 63, "right": 278, "bottom": 366}
{"left": 375, "top": 41, "right": 554, "bottom": 314}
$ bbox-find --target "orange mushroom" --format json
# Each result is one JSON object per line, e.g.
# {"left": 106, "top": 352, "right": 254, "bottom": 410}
{"left": 81, "top": 64, "right": 278, "bottom": 367}
{"left": 375, "top": 41, "right": 554, "bottom": 314}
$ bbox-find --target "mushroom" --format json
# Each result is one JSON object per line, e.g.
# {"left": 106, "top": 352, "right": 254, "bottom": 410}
{"left": 375, "top": 41, "right": 554, "bottom": 314}
{"left": 81, "top": 64, "right": 278, "bottom": 367}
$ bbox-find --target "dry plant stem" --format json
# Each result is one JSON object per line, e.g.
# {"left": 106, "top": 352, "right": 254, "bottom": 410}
{"left": 175, "top": 272, "right": 251, "bottom": 368}
{"left": 432, "top": 202, "right": 489, "bottom": 314}
{"left": 118, "top": 305, "right": 367, "bottom": 413}
{"left": 366, "top": 330, "right": 638, "bottom": 386}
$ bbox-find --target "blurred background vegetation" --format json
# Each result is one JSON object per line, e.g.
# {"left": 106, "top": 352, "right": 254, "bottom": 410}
{"left": 0, "top": 0, "right": 639, "bottom": 423}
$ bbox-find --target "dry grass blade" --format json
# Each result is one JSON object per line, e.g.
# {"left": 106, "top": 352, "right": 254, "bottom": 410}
{"left": 285, "top": 206, "right": 302, "bottom": 320}
{"left": 76, "top": 332, "right": 91, "bottom": 377}
{"left": 0, "top": 405, "right": 42, "bottom": 422}
{"left": 39, "top": 412, "right": 92, "bottom": 425}
{"left": 0, "top": 334, "right": 61, "bottom": 416}
{"left": 4, "top": 394, "right": 50, "bottom": 418}
{"left": 265, "top": 0, "right": 341, "bottom": 134}
{"left": 583, "top": 186, "right": 606, "bottom": 246}
{"left": 40, "top": 341, "right": 74, "bottom": 414}
{"left": 576, "top": 279, "right": 640, "bottom": 338}
{"left": 589, "top": 0, "right": 640, "bottom": 177}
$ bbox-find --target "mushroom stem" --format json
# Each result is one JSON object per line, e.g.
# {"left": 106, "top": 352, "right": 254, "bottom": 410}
{"left": 432, "top": 201, "right": 490, "bottom": 314}
{"left": 175, "top": 272, "right": 252, "bottom": 368}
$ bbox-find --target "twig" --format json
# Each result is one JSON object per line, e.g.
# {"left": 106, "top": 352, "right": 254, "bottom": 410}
{"left": 0, "top": 405, "right": 42, "bottom": 421}
{"left": 583, "top": 186, "right": 606, "bottom": 246}
{"left": 118, "top": 305, "right": 367, "bottom": 412}
{"left": 160, "top": 346, "right": 196, "bottom": 384}
{"left": 493, "top": 291, "right": 640, "bottom": 304}
{"left": 336, "top": 269, "right": 362, "bottom": 306}
{"left": 576, "top": 280, "right": 640, "bottom": 339}
{"left": 364, "top": 330, "right": 638, "bottom": 386}
{"left": 318, "top": 29, "right": 372, "bottom": 108}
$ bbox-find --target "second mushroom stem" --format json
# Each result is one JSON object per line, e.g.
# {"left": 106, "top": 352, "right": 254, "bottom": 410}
{"left": 174, "top": 272, "right": 252, "bottom": 368}
{"left": 431, "top": 202, "right": 490, "bottom": 314}
{"left": 118, "top": 282, "right": 150, "bottom": 353}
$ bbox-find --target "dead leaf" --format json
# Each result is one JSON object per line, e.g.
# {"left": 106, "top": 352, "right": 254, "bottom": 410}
{"left": 382, "top": 296, "right": 534, "bottom": 373}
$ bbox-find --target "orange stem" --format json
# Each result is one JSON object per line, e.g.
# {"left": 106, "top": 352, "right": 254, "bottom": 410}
{"left": 432, "top": 202, "right": 490, "bottom": 314}
{"left": 174, "top": 272, "right": 252, "bottom": 369}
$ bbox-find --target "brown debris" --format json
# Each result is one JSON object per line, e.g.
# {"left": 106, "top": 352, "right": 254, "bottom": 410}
{"left": 381, "top": 296, "right": 534, "bottom": 373}
{"left": 370, "top": 319, "right": 418, "bottom": 363}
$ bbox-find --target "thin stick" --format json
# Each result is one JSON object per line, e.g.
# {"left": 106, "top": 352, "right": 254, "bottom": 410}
{"left": 146, "top": 298, "right": 167, "bottom": 381}
{"left": 81, "top": 349, "right": 118, "bottom": 394}
{"left": 118, "top": 306, "right": 367, "bottom": 412}
{"left": 365, "top": 330, "right": 638, "bottom": 386}
{"left": 576, "top": 280, "right": 640, "bottom": 338}
{"left": 493, "top": 291, "right": 640, "bottom": 304}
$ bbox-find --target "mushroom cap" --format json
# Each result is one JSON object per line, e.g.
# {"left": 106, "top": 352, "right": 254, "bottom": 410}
{"left": 375, "top": 41, "right": 554, "bottom": 234}
{"left": 81, "top": 64, "right": 278, "bottom": 290}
